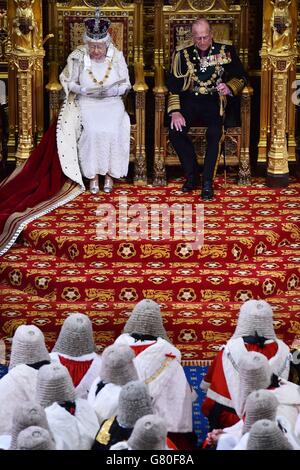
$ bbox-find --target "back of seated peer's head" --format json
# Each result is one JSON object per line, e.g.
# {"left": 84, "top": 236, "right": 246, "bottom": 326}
{"left": 100, "top": 344, "right": 138, "bottom": 386}
{"left": 124, "top": 299, "right": 169, "bottom": 341}
{"left": 233, "top": 299, "right": 276, "bottom": 340}
{"left": 242, "top": 389, "right": 279, "bottom": 435}
{"left": 9, "top": 324, "right": 50, "bottom": 370}
{"left": 237, "top": 351, "right": 272, "bottom": 418}
{"left": 10, "top": 401, "right": 52, "bottom": 450}
{"left": 36, "top": 363, "right": 76, "bottom": 409}
{"left": 127, "top": 414, "right": 167, "bottom": 450}
{"left": 247, "top": 419, "right": 293, "bottom": 450}
{"left": 52, "top": 312, "right": 95, "bottom": 357}
{"left": 16, "top": 426, "right": 56, "bottom": 451}
{"left": 117, "top": 380, "right": 153, "bottom": 428}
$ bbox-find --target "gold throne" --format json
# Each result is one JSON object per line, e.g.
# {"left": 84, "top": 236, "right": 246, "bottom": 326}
{"left": 153, "top": 0, "right": 253, "bottom": 186}
{"left": 46, "top": 0, "right": 148, "bottom": 185}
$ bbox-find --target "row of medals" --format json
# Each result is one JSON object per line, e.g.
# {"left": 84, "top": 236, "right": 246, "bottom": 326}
{"left": 192, "top": 46, "right": 221, "bottom": 95}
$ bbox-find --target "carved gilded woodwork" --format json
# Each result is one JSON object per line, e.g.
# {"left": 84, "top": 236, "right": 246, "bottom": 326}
{"left": 6, "top": 0, "right": 45, "bottom": 164}
{"left": 153, "top": 0, "right": 252, "bottom": 186}
{"left": 270, "top": 0, "right": 293, "bottom": 53}
{"left": 0, "top": 8, "right": 8, "bottom": 62}
{"left": 267, "top": 54, "right": 297, "bottom": 179}
{"left": 14, "top": 55, "right": 34, "bottom": 163}
{"left": 12, "top": 0, "right": 42, "bottom": 52}
{"left": 258, "top": 0, "right": 298, "bottom": 167}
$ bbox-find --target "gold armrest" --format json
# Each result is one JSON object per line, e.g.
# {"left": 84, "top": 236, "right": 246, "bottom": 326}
{"left": 43, "top": 33, "right": 54, "bottom": 46}
{"left": 45, "top": 81, "right": 62, "bottom": 92}
{"left": 242, "top": 85, "right": 254, "bottom": 96}
{"left": 133, "top": 63, "right": 149, "bottom": 93}
{"left": 153, "top": 65, "right": 168, "bottom": 94}
{"left": 45, "top": 62, "right": 62, "bottom": 92}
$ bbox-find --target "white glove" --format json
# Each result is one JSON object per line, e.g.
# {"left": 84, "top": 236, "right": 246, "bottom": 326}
{"left": 79, "top": 86, "right": 92, "bottom": 96}
{"left": 68, "top": 82, "right": 91, "bottom": 96}
{"left": 118, "top": 84, "right": 130, "bottom": 96}
{"left": 100, "top": 84, "right": 129, "bottom": 98}
{"left": 69, "top": 81, "right": 82, "bottom": 94}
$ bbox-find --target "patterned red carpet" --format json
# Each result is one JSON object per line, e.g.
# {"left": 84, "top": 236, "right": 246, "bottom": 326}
{"left": 1, "top": 176, "right": 300, "bottom": 364}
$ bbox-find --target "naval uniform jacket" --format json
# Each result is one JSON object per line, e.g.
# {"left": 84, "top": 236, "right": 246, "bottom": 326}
{"left": 167, "top": 41, "right": 248, "bottom": 128}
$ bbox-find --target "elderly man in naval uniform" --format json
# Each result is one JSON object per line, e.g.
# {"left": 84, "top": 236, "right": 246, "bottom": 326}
{"left": 168, "top": 18, "right": 248, "bottom": 200}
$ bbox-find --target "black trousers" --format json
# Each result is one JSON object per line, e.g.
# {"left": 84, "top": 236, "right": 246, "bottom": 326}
{"left": 169, "top": 93, "right": 223, "bottom": 183}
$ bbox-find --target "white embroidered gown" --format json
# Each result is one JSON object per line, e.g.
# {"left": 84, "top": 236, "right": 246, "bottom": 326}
{"left": 71, "top": 48, "right": 131, "bottom": 179}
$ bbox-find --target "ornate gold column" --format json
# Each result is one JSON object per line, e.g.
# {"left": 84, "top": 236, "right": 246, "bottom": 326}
{"left": 6, "top": 0, "right": 44, "bottom": 165}
{"left": 287, "top": 62, "right": 297, "bottom": 161}
{"left": 259, "top": 0, "right": 298, "bottom": 173}
{"left": 14, "top": 55, "right": 34, "bottom": 162}
{"left": 265, "top": 0, "right": 298, "bottom": 187}
{"left": 257, "top": 0, "right": 273, "bottom": 163}
{"left": 267, "top": 52, "right": 297, "bottom": 186}
{"left": 135, "top": 0, "right": 143, "bottom": 66}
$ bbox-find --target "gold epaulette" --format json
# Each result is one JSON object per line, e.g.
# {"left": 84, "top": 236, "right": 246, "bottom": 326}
{"left": 95, "top": 416, "right": 115, "bottom": 446}
{"left": 226, "top": 77, "right": 246, "bottom": 96}
{"left": 175, "top": 41, "right": 194, "bottom": 52}
{"left": 167, "top": 93, "right": 181, "bottom": 113}
{"left": 218, "top": 39, "right": 233, "bottom": 46}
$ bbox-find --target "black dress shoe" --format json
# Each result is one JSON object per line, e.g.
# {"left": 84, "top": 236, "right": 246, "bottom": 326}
{"left": 201, "top": 181, "right": 214, "bottom": 200}
{"left": 181, "top": 178, "right": 199, "bottom": 193}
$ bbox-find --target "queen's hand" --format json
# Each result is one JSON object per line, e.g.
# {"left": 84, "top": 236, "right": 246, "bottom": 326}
{"left": 98, "top": 85, "right": 120, "bottom": 98}
{"left": 68, "top": 82, "right": 94, "bottom": 96}
{"left": 98, "top": 84, "right": 129, "bottom": 98}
